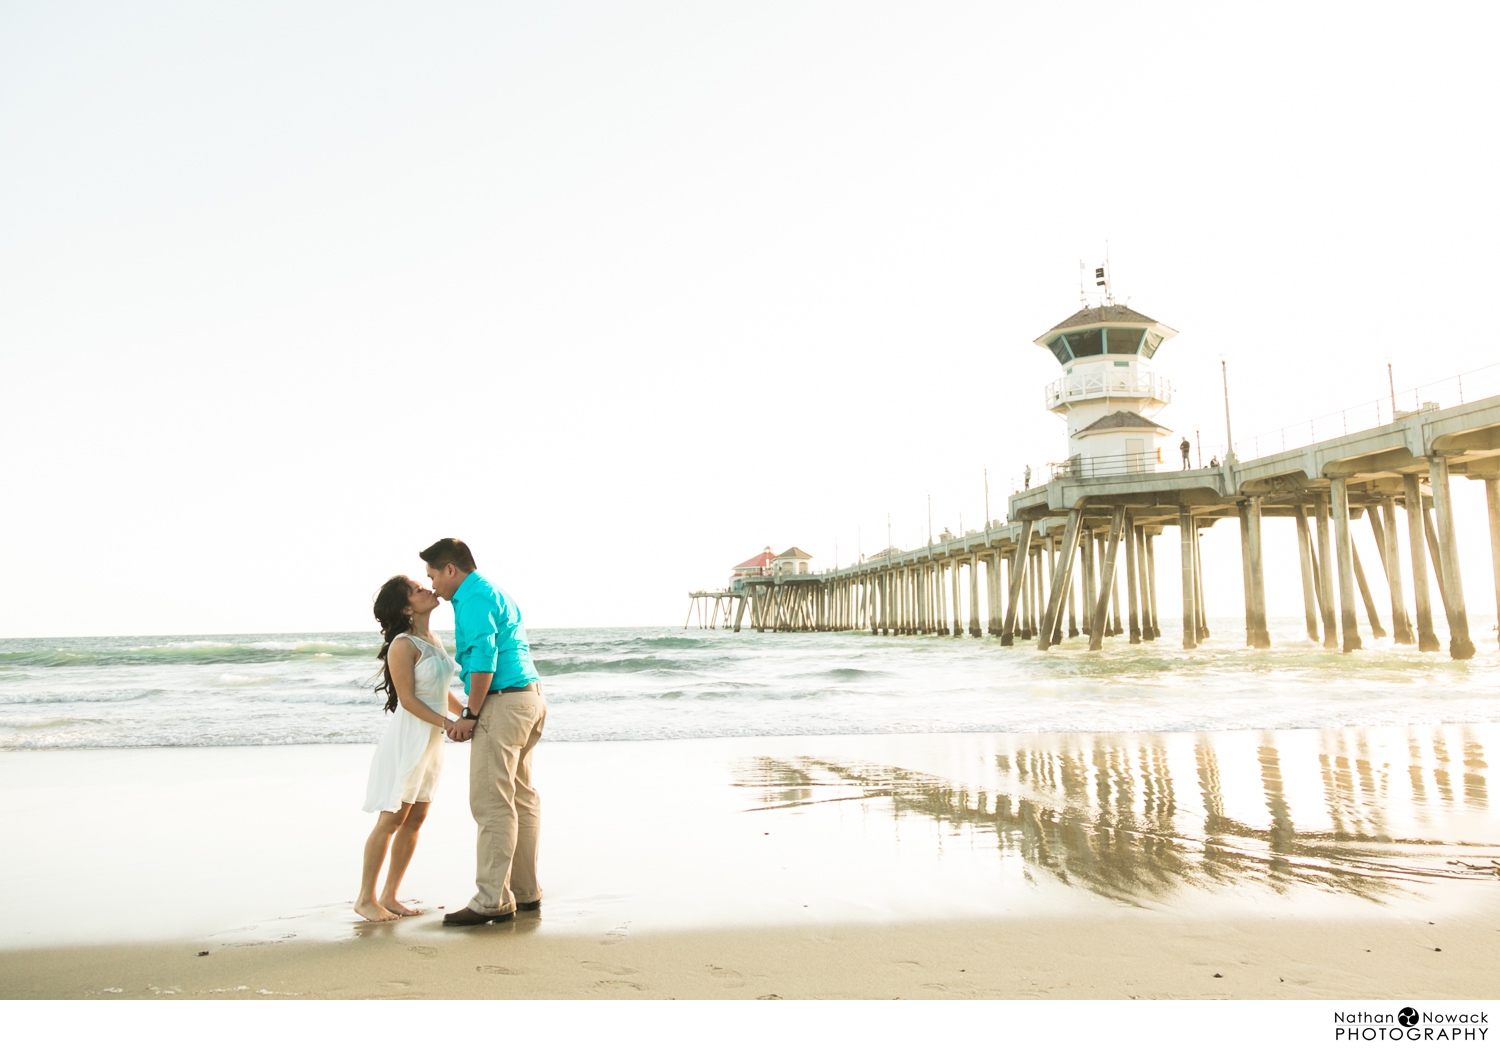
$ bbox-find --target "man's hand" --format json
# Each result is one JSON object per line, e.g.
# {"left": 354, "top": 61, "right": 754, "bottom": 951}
{"left": 446, "top": 718, "right": 476, "bottom": 742}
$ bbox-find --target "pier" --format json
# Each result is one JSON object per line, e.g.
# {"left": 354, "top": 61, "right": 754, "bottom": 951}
{"left": 691, "top": 299, "right": 1500, "bottom": 660}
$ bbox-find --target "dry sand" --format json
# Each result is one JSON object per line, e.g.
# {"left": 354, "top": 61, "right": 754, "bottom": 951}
{"left": 3, "top": 905, "right": 1495, "bottom": 1000}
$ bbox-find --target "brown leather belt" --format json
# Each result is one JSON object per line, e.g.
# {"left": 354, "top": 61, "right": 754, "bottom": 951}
{"left": 487, "top": 682, "right": 539, "bottom": 696}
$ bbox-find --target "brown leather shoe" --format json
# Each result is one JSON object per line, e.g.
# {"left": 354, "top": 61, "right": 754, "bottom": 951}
{"left": 516, "top": 900, "right": 541, "bottom": 912}
{"left": 442, "top": 907, "right": 513, "bottom": 926}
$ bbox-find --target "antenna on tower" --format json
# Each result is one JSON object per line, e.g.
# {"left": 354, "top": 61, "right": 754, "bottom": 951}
{"left": 1092, "top": 251, "right": 1113, "bottom": 306}
{"left": 1079, "top": 261, "right": 1087, "bottom": 306}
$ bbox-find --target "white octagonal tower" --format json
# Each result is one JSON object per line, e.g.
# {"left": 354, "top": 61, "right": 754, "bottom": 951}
{"left": 1034, "top": 304, "right": 1178, "bottom": 477}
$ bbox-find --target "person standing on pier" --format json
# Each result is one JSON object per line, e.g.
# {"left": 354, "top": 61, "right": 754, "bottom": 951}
{"left": 420, "top": 538, "right": 546, "bottom": 927}
{"left": 1024, "top": 465, "right": 1032, "bottom": 489}
{"left": 1179, "top": 436, "right": 1191, "bottom": 469}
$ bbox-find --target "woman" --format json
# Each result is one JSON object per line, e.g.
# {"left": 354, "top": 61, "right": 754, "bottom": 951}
{"left": 356, "top": 575, "right": 464, "bottom": 922}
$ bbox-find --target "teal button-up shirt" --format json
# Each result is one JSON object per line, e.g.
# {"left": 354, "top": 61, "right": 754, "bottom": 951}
{"left": 450, "top": 570, "right": 538, "bottom": 695}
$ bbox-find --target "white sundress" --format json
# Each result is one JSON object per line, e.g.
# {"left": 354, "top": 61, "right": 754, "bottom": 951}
{"left": 363, "top": 633, "right": 458, "bottom": 813}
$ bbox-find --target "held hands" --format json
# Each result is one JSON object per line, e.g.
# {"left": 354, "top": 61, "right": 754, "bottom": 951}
{"left": 448, "top": 680, "right": 488, "bottom": 743}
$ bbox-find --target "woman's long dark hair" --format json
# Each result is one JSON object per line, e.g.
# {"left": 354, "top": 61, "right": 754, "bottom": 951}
{"left": 373, "top": 575, "right": 414, "bottom": 713}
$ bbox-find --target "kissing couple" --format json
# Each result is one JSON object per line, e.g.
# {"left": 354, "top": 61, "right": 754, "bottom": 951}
{"left": 353, "top": 538, "right": 546, "bottom": 927}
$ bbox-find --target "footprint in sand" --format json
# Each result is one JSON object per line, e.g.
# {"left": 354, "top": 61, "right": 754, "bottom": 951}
{"left": 409, "top": 946, "right": 437, "bottom": 958}
{"left": 595, "top": 979, "right": 647, "bottom": 991}
{"left": 582, "top": 960, "right": 638, "bottom": 976}
{"left": 705, "top": 965, "right": 745, "bottom": 988}
{"left": 477, "top": 965, "right": 519, "bottom": 975}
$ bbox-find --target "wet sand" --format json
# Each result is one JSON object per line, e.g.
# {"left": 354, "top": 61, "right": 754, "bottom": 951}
{"left": 3, "top": 907, "right": 1494, "bottom": 999}
{"left": 4, "top": 728, "right": 1498, "bottom": 998}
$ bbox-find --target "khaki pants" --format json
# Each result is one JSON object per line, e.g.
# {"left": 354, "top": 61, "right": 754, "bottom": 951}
{"left": 468, "top": 685, "right": 546, "bottom": 915}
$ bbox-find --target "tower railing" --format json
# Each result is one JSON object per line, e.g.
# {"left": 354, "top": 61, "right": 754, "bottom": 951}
{"left": 1044, "top": 369, "right": 1172, "bottom": 411}
{"left": 1048, "top": 449, "right": 1164, "bottom": 481}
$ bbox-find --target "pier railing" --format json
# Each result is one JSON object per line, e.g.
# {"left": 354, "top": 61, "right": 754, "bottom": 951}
{"left": 1048, "top": 449, "right": 1164, "bottom": 480}
{"left": 1044, "top": 369, "right": 1172, "bottom": 411}
{"left": 1206, "top": 362, "right": 1500, "bottom": 463}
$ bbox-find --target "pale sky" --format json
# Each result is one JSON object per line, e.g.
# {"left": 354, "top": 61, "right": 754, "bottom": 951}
{"left": 3, "top": 3, "right": 1499, "bottom": 637}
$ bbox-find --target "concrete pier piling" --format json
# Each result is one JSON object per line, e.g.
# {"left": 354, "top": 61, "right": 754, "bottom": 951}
{"left": 1038, "top": 508, "right": 1082, "bottom": 651}
{"left": 1081, "top": 528, "right": 1098, "bottom": 641}
{"left": 1090, "top": 506, "right": 1126, "bottom": 651}
{"left": 1033, "top": 550, "right": 1044, "bottom": 639}
{"left": 1403, "top": 473, "right": 1441, "bottom": 651}
{"left": 1110, "top": 550, "right": 1124, "bottom": 637}
{"left": 1237, "top": 499, "right": 1270, "bottom": 648}
{"left": 1429, "top": 456, "right": 1476, "bottom": 660}
{"left": 1125, "top": 513, "right": 1142, "bottom": 644}
{"left": 1422, "top": 509, "right": 1452, "bottom": 626}
{"left": 1350, "top": 544, "right": 1386, "bottom": 639}
{"left": 1235, "top": 496, "right": 1270, "bottom": 648}
{"left": 1369, "top": 498, "right": 1414, "bottom": 644}
{"left": 1239, "top": 503, "right": 1256, "bottom": 647}
{"left": 1294, "top": 505, "right": 1320, "bottom": 642}
{"left": 1144, "top": 531, "right": 1160, "bottom": 641}
{"left": 1000, "top": 520, "right": 1032, "bottom": 646}
{"left": 1020, "top": 553, "right": 1034, "bottom": 641}
{"left": 1179, "top": 507, "right": 1198, "bottom": 650}
{"left": 1487, "top": 478, "right": 1500, "bottom": 651}
{"left": 1192, "top": 523, "right": 1209, "bottom": 641}
{"left": 1332, "top": 480, "right": 1368, "bottom": 651}
{"left": 1095, "top": 535, "right": 1110, "bottom": 636}
{"left": 1313, "top": 496, "right": 1340, "bottom": 649}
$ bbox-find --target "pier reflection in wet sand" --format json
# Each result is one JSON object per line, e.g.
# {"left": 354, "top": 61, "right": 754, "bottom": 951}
{"left": 734, "top": 725, "right": 1499, "bottom": 905}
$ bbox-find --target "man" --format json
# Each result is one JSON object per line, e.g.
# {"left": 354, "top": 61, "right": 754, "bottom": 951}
{"left": 421, "top": 538, "right": 545, "bottom": 926}
{"left": 1179, "top": 436, "right": 1191, "bottom": 470}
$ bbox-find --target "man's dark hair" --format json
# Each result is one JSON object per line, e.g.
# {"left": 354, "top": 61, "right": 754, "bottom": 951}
{"left": 420, "top": 538, "right": 477, "bottom": 573}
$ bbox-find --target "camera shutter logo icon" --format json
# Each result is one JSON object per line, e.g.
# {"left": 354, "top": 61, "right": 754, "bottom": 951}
{"left": 1398, "top": 1007, "right": 1419, "bottom": 1028}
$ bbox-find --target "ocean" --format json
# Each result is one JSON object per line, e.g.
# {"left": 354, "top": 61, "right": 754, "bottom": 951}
{"left": 3, "top": 617, "right": 1499, "bottom": 750}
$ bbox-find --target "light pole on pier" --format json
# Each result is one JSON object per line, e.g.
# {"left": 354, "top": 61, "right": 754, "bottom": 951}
{"left": 1221, "top": 355, "right": 1235, "bottom": 461}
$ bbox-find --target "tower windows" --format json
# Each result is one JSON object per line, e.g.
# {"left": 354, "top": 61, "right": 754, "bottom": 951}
{"left": 1047, "top": 326, "right": 1148, "bottom": 362}
{"left": 1105, "top": 328, "right": 1145, "bottom": 355}
{"left": 1063, "top": 329, "right": 1104, "bottom": 358}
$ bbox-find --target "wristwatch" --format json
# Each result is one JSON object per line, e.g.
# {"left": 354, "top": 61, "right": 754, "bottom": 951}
{"left": 461, "top": 707, "right": 478, "bottom": 721}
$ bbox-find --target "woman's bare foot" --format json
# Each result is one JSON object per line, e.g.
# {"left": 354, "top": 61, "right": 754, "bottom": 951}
{"left": 354, "top": 900, "right": 399, "bottom": 922}
{"left": 379, "top": 898, "right": 421, "bottom": 917}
